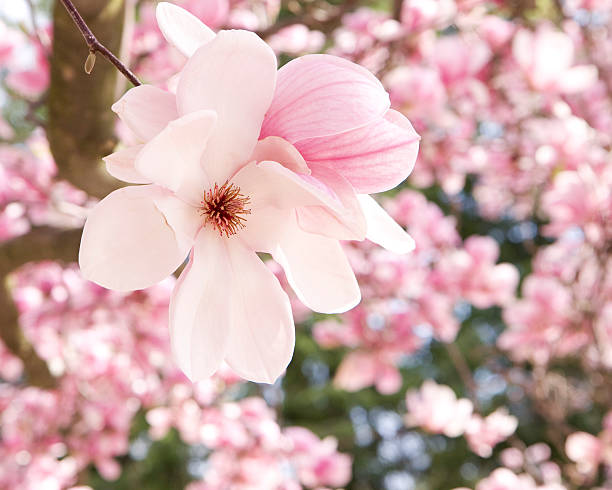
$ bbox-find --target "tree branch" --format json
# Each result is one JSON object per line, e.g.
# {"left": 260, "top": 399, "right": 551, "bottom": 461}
{"left": 58, "top": 0, "right": 141, "bottom": 86}
{"left": 0, "top": 227, "right": 82, "bottom": 388}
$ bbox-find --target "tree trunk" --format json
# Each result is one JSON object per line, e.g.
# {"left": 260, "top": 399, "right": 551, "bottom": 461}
{"left": 48, "top": 0, "right": 128, "bottom": 198}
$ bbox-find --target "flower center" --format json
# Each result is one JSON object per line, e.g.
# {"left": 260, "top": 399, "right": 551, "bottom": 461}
{"left": 199, "top": 181, "right": 251, "bottom": 238}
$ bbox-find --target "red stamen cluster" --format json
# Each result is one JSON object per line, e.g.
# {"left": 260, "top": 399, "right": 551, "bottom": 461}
{"left": 200, "top": 181, "right": 251, "bottom": 238}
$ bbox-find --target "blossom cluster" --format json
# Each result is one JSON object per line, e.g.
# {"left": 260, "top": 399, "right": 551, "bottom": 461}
{"left": 0, "top": 262, "right": 350, "bottom": 489}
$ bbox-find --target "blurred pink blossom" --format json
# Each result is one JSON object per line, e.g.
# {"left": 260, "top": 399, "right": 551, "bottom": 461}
{"left": 405, "top": 380, "right": 473, "bottom": 437}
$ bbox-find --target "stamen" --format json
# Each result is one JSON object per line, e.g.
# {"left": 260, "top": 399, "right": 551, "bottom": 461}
{"left": 199, "top": 181, "right": 251, "bottom": 238}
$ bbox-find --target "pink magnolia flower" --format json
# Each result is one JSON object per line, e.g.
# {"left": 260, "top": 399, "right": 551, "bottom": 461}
{"left": 405, "top": 380, "right": 474, "bottom": 437}
{"left": 80, "top": 3, "right": 419, "bottom": 384}
{"left": 5, "top": 34, "right": 50, "bottom": 99}
{"left": 152, "top": 3, "right": 419, "bottom": 253}
{"left": 513, "top": 24, "right": 597, "bottom": 94}
{"left": 432, "top": 236, "right": 519, "bottom": 309}
{"left": 465, "top": 408, "right": 518, "bottom": 457}
{"left": 267, "top": 24, "right": 325, "bottom": 55}
{"left": 475, "top": 468, "right": 538, "bottom": 490}
{"left": 333, "top": 350, "right": 402, "bottom": 394}
{"left": 565, "top": 432, "right": 602, "bottom": 475}
{"left": 285, "top": 427, "right": 352, "bottom": 488}
{"left": 400, "top": 0, "right": 457, "bottom": 31}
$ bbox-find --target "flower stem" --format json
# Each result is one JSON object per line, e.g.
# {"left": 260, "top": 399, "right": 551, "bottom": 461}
{"left": 58, "top": 0, "right": 141, "bottom": 86}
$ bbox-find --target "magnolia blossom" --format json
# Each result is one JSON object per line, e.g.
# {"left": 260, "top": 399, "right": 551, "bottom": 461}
{"left": 79, "top": 3, "right": 419, "bottom": 384}
{"left": 513, "top": 23, "right": 597, "bottom": 94}
{"left": 465, "top": 408, "right": 518, "bottom": 458}
{"left": 405, "top": 380, "right": 474, "bottom": 437}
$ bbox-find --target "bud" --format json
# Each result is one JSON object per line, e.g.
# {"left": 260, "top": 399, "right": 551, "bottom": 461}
{"left": 84, "top": 52, "right": 96, "bottom": 75}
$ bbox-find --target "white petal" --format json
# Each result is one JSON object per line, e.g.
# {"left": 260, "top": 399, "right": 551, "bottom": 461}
{"left": 224, "top": 239, "right": 295, "bottom": 384}
{"left": 156, "top": 2, "right": 216, "bottom": 58}
{"left": 250, "top": 136, "right": 311, "bottom": 175}
{"left": 170, "top": 228, "right": 230, "bottom": 380}
{"left": 358, "top": 194, "right": 415, "bottom": 253}
{"left": 273, "top": 217, "right": 360, "bottom": 314}
{"left": 295, "top": 163, "right": 366, "bottom": 241}
{"left": 177, "top": 30, "right": 277, "bottom": 183}
{"left": 154, "top": 192, "right": 202, "bottom": 252}
{"left": 135, "top": 110, "right": 217, "bottom": 205}
{"left": 232, "top": 161, "right": 342, "bottom": 213}
{"left": 79, "top": 186, "right": 193, "bottom": 291}
{"left": 111, "top": 85, "right": 178, "bottom": 142}
{"left": 103, "top": 145, "right": 150, "bottom": 184}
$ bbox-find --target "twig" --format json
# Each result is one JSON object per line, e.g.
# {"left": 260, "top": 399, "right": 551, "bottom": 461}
{"left": 445, "top": 342, "right": 480, "bottom": 410}
{"left": 58, "top": 0, "right": 141, "bottom": 86}
{"left": 25, "top": 0, "right": 48, "bottom": 55}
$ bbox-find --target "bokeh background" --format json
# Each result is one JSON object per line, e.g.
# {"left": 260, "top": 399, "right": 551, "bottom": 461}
{"left": 1, "top": 0, "right": 611, "bottom": 489}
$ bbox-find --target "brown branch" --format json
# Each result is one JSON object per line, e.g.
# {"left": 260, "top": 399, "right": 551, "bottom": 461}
{"left": 0, "top": 227, "right": 82, "bottom": 389}
{"left": 58, "top": 0, "right": 141, "bottom": 86}
{"left": 392, "top": 0, "right": 404, "bottom": 22}
{"left": 445, "top": 342, "right": 480, "bottom": 410}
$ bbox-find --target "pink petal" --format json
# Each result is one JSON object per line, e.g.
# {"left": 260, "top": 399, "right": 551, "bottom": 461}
{"left": 274, "top": 215, "right": 360, "bottom": 314}
{"left": 103, "top": 145, "right": 150, "bottom": 184}
{"left": 557, "top": 65, "right": 598, "bottom": 93}
{"left": 177, "top": 30, "right": 277, "bottom": 183}
{"left": 156, "top": 2, "right": 216, "bottom": 58}
{"left": 234, "top": 161, "right": 354, "bottom": 253}
{"left": 169, "top": 229, "right": 230, "bottom": 381}
{"left": 232, "top": 161, "right": 343, "bottom": 213}
{"left": 533, "top": 29, "right": 573, "bottom": 83}
{"left": 251, "top": 136, "right": 311, "bottom": 174}
{"left": 358, "top": 194, "right": 415, "bottom": 253}
{"left": 154, "top": 192, "right": 202, "bottom": 252}
{"left": 260, "top": 54, "right": 390, "bottom": 143}
{"left": 512, "top": 28, "right": 532, "bottom": 72}
{"left": 334, "top": 352, "right": 376, "bottom": 392}
{"left": 79, "top": 186, "right": 194, "bottom": 291}
{"left": 238, "top": 205, "right": 291, "bottom": 254}
{"left": 224, "top": 239, "right": 294, "bottom": 383}
{"left": 111, "top": 85, "right": 178, "bottom": 142}
{"left": 295, "top": 109, "right": 420, "bottom": 193}
{"left": 296, "top": 163, "right": 366, "bottom": 241}
{"left": 135, "top": 110, "right": 217, "bottom": 205}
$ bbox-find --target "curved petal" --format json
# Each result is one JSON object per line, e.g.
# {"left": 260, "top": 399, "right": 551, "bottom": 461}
{"left": 273, "top": 216, "right": 361, "bottom": 314}
{"left": 224, "top": 239, "right": 294, "bottom": 384}
{"left": 154, "top": 192, "right": 202, "bottom": 252}
{"left": 135, "top": 110, "right": 217, "bottom": 205}
{"left": 111, "top": 85, "right": 178, "bottom": 142}
{"left": 251, "top": 136, "right": 311, "bottom": 174}
{"left": 358, "top": 194, "right": 415, "bottom": 254}
{"left": 169, "top": 228, "right": 230, "bottom": 381}
{"left": 260, "top": 54, "right": 390, "bottom": 143}
{"left": 296, "top": 164, "right": 366, "bottom": 241}
{"left": 177, "top": 30, "right": 277, "bottom": 183}
{"left": 103, "top": 145, "right": 150, "bottom": 184}
{"left": 232, "top": 161, "right": 343, "bottom": 213}
{"left": 296, "top": 109, "right": 420, "bottom": 193}
{"left": 79, "top": 186, "right": 192, "bottom": 291}
{"left": 234, "top": 161, "right": 353, "bottom": 253}
{"left": 557, "top": 65, "right": 598, "bottom": 93}
{"left": 238, "top": 205, "right": 291, "bottom": 254}
{"left": 156, "top": 2, "right": 216, "bottom": 58}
